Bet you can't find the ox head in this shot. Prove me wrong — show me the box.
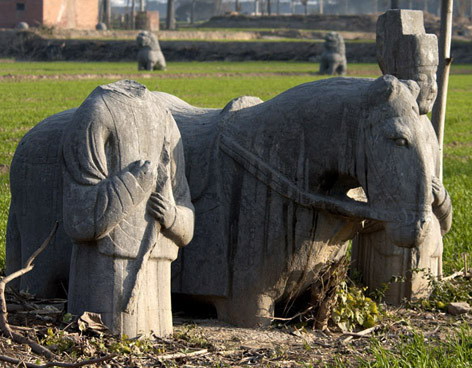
[358,75,437,248]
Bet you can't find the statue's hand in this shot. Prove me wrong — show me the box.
[129,160,154,192]
[147,192,176,229]
[432,176,447,208]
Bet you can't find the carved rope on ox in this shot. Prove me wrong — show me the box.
[219,134,425,225]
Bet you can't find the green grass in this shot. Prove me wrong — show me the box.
[357,325,472,368]
[0,60,471,366]
[0,61,470,274]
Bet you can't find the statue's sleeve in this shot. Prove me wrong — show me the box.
[62,101,151,242]
[433,189,452,236]
[163,116,195,247]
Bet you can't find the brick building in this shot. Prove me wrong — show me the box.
[0,0,99,29]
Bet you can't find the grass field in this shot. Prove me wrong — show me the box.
[0,61,471,273]
[0,60,471,366]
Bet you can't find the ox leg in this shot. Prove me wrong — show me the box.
[213,293,275,327]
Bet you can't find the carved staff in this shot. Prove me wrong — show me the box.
[124,150,170,315]
[432,0,454,180]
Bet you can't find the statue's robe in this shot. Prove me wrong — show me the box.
[62,81,193,337]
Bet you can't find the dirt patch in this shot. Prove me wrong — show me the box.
[3,300,470,367]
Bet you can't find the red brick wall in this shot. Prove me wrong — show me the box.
[0,0,43,28]
[43,0,99,30]
[74,0,98,30]
[0,0,98,29]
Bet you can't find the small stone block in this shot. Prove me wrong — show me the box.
[447,302,471,315]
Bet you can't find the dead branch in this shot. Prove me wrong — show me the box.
[271,306,314,321]
[0,353,116,368]
[341,325,379,343]
[443,269,464,281]
[0,222,59,359]
[156,349,209,361]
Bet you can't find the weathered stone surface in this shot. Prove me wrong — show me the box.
[352,9,452,305]
[95,22,107,31]
[319,32,347,75]
[137,31,166,71]
[16,22,29,30]
[9,80,194,337]
[7,74,442,327]
[447,302,471,315]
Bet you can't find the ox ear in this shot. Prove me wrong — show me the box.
[399,79,421,101]
[367,74,402,105]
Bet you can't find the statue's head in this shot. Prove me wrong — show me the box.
[136,31,158,49]
[324,32,344,53]
[358,75,437,248]
[376,10,439,115]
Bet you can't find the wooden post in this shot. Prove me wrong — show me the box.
[432,0,454,179]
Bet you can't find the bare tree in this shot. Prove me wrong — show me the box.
[140,0,146,12]
[166,0,175,29]
[104,0,111,27]
[267,0,272,15]
[457,0,470,18]
[300,0,308,15]
[130,0,136,29]
[319,0,324,14]
[191,0,197,23]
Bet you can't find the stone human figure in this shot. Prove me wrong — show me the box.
[352,10,452,304]
[62,80,194,337]
[137,31,167,71]
[319,32,347,76]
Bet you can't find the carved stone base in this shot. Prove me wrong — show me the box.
[68,244,173,337]
[352,217,442,305]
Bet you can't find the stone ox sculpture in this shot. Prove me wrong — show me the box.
[7,75,446,328]
[137,31,166,71]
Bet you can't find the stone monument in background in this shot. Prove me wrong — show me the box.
[137,31,167,71]
[351,10,452,304]
[319,32,347,75]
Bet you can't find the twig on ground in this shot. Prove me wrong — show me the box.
[341,325,379,343]
[0,222,59,359]
[443,269,464,281]
[271,307,314,322]
[0,353,116,368]
[156,349,209,361]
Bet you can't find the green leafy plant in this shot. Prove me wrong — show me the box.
[331,282,381,332]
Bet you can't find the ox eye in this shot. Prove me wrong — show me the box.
[395,138,408,147]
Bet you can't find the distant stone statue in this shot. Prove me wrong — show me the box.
[16,22,29,30]
[352,9,452,304]
[319,32,347,75]
[137,31,166,71]
[96,22,107,31]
